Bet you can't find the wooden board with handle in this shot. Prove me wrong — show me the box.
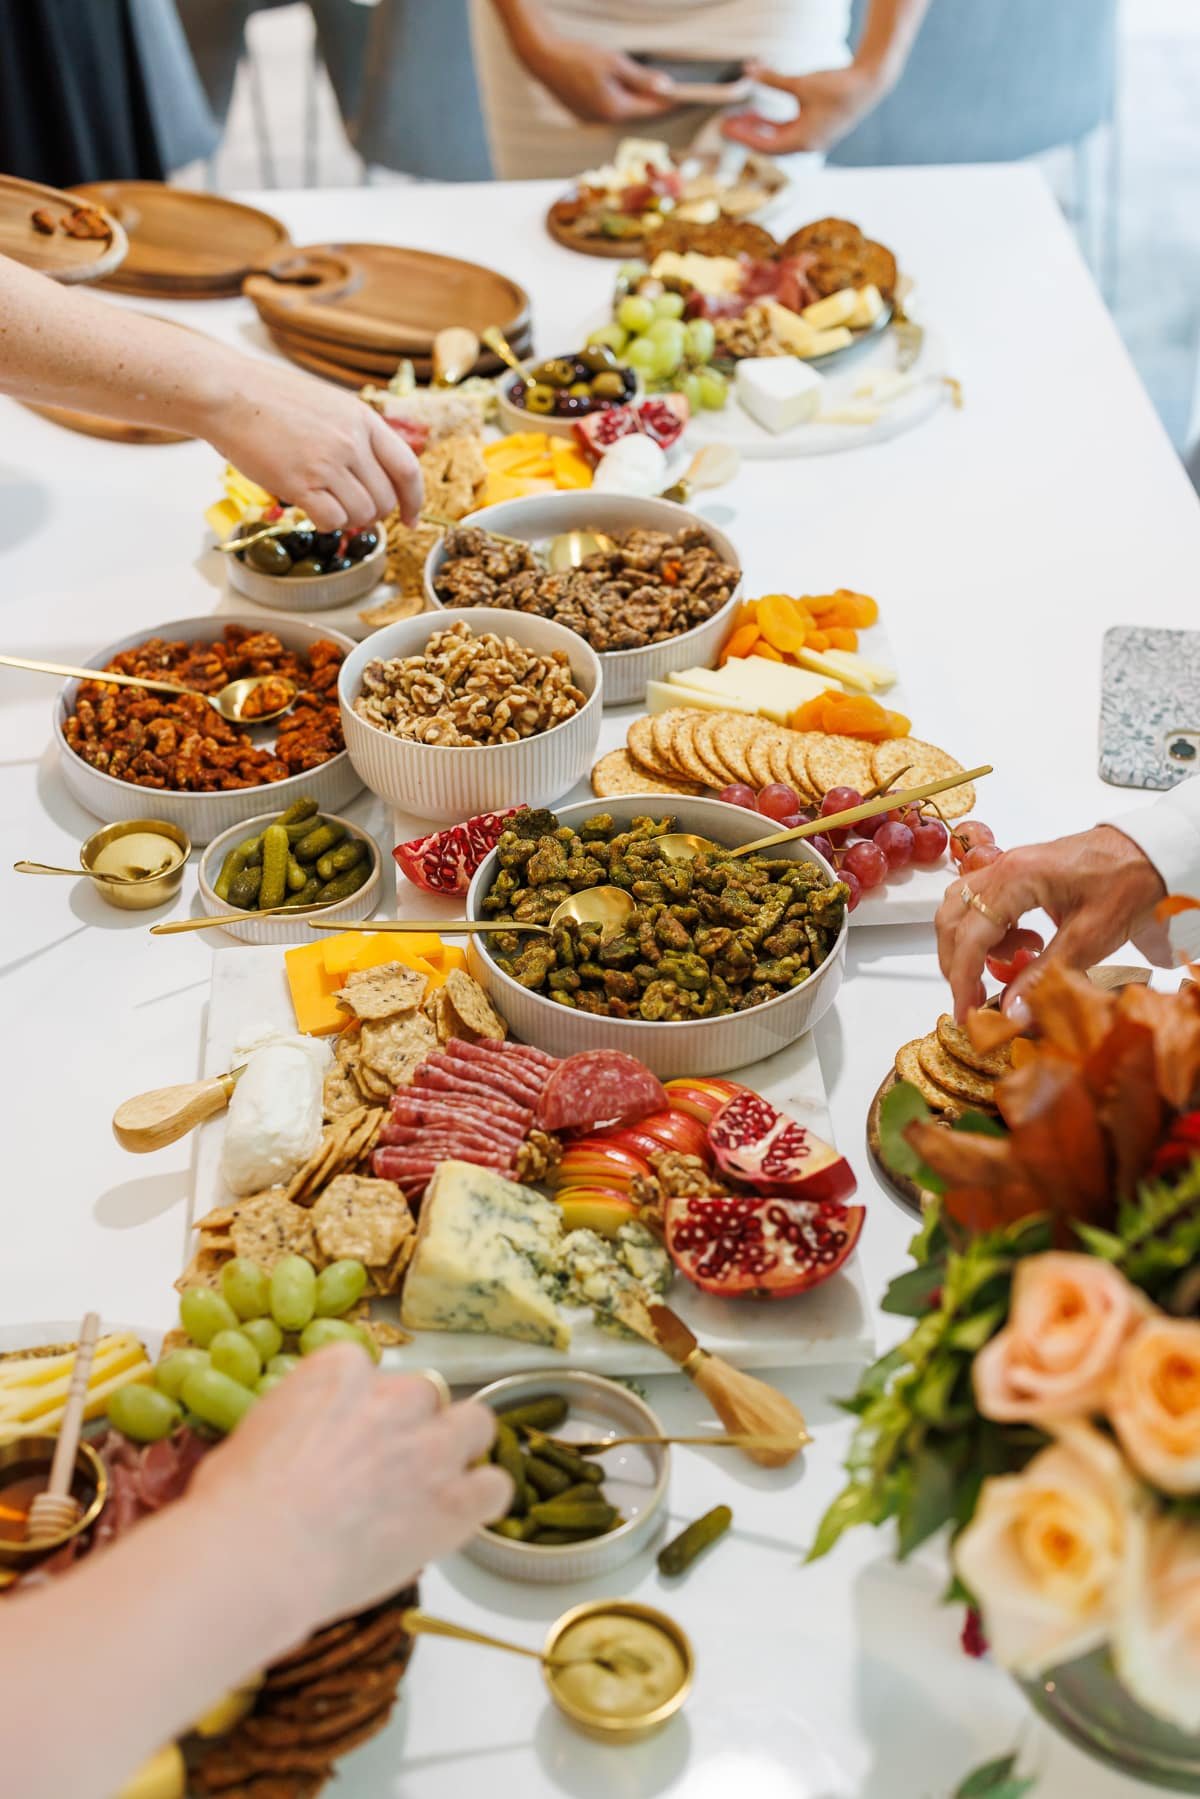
[71,181,290,296]
[0,175,127,284]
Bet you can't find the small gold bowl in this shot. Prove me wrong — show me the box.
[542,1600,694,1743]
[80,818,190,911]
[0,1435,108,1568]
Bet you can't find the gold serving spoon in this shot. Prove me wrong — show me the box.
[0,654,297,728]
[660,442,740,504]
[650,764,916,863]
[481,323,535,390]
[528,1427,810,1455]
[307,886,638,936]
[149,904,329,936]
[16,858,151,886]
[419,510,616,572]
[400,1608,648,1677]
[433,326,480,387]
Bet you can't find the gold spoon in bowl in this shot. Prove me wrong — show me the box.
[0,654,297,727]
[400,1608,648,1678]
[304,888,638,939]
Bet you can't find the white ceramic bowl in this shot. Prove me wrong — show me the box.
[54,615,362,846]
[466,794,848,1077]
[338,607,602,823]
[494,368,642,440]
[424,493,742,706]
[465,1371,669,1585]
[225,532,385,614]
[198,808,381,944]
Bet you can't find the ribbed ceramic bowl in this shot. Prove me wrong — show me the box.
[466,794,847,1077]
[424,493,742,706]
[198,809,382,944]
[54,615,361,845]
[494,367,642,440]
[465,1371,669,1584]
[338,607,602,823]
[225,533,385,613]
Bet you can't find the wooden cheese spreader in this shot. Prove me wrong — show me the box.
[113,1069,243,1153]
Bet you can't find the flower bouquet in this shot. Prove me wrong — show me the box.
[815,965,1200,1787]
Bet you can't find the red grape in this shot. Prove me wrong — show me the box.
[841,867,862,911]
[809,832,834,864]
[961,843,1002,873]
[820,786,862,845]
[718,783,758,811]
[910,814,949,864]
[950,821,996,866]
[985,927,1044,985]
[843,839,887,888]
[757,782,800,822]
[874,820,915,870]
[856,807,897,839]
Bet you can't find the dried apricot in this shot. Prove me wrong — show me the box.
[753,641,784,662]
[755,594,809,656]
[718,622,761,665]
[825,627,859,651]
[884,710,912,738]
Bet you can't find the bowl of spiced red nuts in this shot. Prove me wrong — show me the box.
[338,609,602,821]
[424,493,743,706]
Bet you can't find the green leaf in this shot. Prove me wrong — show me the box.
[806,1481,886,1562]
[911,1351,973,1428]
[946,1303,1007,1353]
[878,1080,945,1194]
[838,1344,908,1413]
[908,1197,946,1265]
[896,1440,960,1558]
[881,1261,945,1317]
[1074,1222,1125,1261]
[955,1755,1017,1797]
[951,1109,1007,1138]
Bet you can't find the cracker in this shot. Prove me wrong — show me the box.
[670,712,720,786]
[688,713,737,785]
[627,714,666,776]
[229,1188,318,1264]
[196,1206,235,1233]
[357,587,427,630]
[336,962,426,1021]
[745,729,781,790]
[592,747,702,799]
[872,738,975,820]
[175,1245,227,1292]
[766,732,798,786]
[895,1038,961,1116]
[649,709,695,778]
[782,731,823,800]
[936,1013,1013,1078]
[443,968,506,1041]
[359,1010,436,1091]
[805,734,874,798]
[366,1317,412,1348]
[712,714,763,787]
[323,1060,365,1120]
[311,1174,414,1267]
[265,1609,409,1688]
[917,1034,998,1105]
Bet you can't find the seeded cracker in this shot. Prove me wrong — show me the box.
[592,747,702,799]
[671,712,722,786]
[712,714,762,786]
[936,1013,1013,1078]
[650,709,696,778]
[311,1175,413,1267]
[872,737,975,818]
[336,962,426,1021]
[359,1010,436,1091]
[229,1188,318,1265]
[805,734,874,798]
[323,1059,364,1120]
[627,714,663,775]
[895,1038,961,1116]
[694,713,742,785]
[917,1034,998,1106]
[442,968,507,1041]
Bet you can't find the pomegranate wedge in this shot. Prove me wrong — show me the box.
[708,1091,857,1207]
[665,1192,864,1299]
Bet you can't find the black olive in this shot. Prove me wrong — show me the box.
[245,537,292,576]
[324,555,353,573]
[313,531,341,559]
[282,529,316,560]
[345,529,379,562]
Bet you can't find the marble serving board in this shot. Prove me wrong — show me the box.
[196,947,875,1383]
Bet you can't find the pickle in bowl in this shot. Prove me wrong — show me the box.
[209,797,373,915]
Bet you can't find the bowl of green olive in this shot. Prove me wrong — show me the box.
[198,797,382,943]
[226,519,385,613]
[495,344,641,439]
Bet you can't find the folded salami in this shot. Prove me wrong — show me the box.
[535,1050,667,1136]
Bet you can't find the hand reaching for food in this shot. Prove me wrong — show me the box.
[722,61,886,154]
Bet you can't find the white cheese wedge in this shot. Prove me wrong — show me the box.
[651,250,743,296]
[400,1161,568,1349]
[847,284,884,329]
[646,678,757,716]
[673,198,721,225]
[853,369,913,404]
[671,656,842,724]
[801,287,859,330]
[736,357,825,434]
[821,648,897,691]
[802,326,854,359]
[794,646,877,692]
[818,403,882,426]
[758,299,819,354]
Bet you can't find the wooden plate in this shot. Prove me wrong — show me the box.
[545,150,791,259]
[21,403,188,444]
[267,318,528,379]
[866,1069,937,1217]
[245,243,530,356]
[0,175,128,284]
[72,181,290,296]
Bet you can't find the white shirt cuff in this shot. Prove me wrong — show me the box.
[1103,800,1200,900]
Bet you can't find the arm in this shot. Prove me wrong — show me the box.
[722,0,933,153]
[487,0,677,123]
[2,1348,509,1799]
[0,252,421,531]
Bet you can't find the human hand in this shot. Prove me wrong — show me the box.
[200,358,423,533]
[526,34,677,123]
[189,1346,510,1631]
[935,825,1165,1026]
[722,60,884,153]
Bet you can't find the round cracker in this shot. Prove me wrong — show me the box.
[917,1034,997,1105]
[627,714,667,777]
[670,712,721,786]
[783,732,823,801]
[745,729,782,790]
[592,748,702,799]
[712,714,763,788]
[935,1013,1012,1078]
[895,1038,961,1117]
[872,738,976,820]
[695,713,746,785]
[650,709,697,778]
[805,734,874,799]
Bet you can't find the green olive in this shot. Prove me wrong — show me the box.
[524,384,557,415]
[567,381,591,398]
[578,345,619,375]
[589,371,627,399]
[289,556,324,577]
[531,358,578,389]
[245,537,292,577]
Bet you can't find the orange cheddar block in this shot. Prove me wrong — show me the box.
[439,945,468,975]
[323,931,443,975]
[549,439,593,489]
[284,940,347,1037]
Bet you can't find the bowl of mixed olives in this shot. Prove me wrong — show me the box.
[496,343,640,439]
[225,516,385,613]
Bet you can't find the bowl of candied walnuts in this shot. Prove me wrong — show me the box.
[54,616,362,844]
[424,492,743,706]
[338,608,603,822]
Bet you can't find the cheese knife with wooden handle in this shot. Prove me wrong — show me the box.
[112,1068,243,1153]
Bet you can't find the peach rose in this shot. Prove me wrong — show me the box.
[953,1424,1134,1676]
[1109,1317,1200,1495]
[973,1253,1150,1424]
[1114,1512,1200,1733]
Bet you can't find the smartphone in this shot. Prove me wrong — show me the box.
[631,54,752,106]
[1099,625,1200,789]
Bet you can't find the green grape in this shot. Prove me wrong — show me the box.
[617,258,649,284]
[616,295,655,335]
[240,1317,283,1364]
[269,1255,317,1332]
[179,1286,239,1348]
[624,336,659,374]
[653,291,686,320]
[181,1365,256,1434]
[266,1353,301,1378]
[679,372,705,414]
[255,1372,286,1398]
[209,1329,263,1389]
[648,320,686,376]
[652,340,684,379]
[684,318,716,363]
[108,1381,181,1444]
[697,370,729,410]
[220,1258,270,1321]
[314,1260,368,1318]
[155,1347,210,1400]
[299,1317,371,1358]
[586,323,628,355]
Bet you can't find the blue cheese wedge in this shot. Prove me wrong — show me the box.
[559,1224,672,1336]
[400,1161,568,1349]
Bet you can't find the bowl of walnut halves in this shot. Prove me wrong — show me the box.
[338,607,603,821]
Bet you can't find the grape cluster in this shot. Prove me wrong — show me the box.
[587,262,729,412]
[106,1255,375,1444]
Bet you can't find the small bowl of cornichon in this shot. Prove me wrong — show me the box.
[197,797,382,944]
[467,1371,671,1584]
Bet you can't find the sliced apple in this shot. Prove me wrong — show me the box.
[556,1190,639,1237]
[554,1140,650,1193]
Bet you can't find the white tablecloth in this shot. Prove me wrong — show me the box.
[2,168,1197,1797]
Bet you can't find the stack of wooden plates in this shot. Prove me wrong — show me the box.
[70,181,290,299]
[243,243,532,388]
[0,174,127,284]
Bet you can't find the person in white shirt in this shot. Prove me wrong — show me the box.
[934,785,1200,1025]
[472,0,932,179]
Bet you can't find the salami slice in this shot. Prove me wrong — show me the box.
[412,1065,532,1123]
[386,1098,523,1143]
[429,1049,541,1104]
[373,1146,509,1182]
[378,1123,518,1157]
[442,1040,551,1096]
[535,1051,668,1136]
[382,1115,520,1148]
[500,1044,559,1068]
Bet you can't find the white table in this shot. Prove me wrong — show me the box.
[2,168,1197,1798]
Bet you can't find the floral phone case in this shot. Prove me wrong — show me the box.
[1099,625,1200,789]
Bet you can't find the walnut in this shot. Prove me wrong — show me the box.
[353,625,586,746]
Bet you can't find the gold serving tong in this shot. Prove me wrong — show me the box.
[528,1427,808,1456]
